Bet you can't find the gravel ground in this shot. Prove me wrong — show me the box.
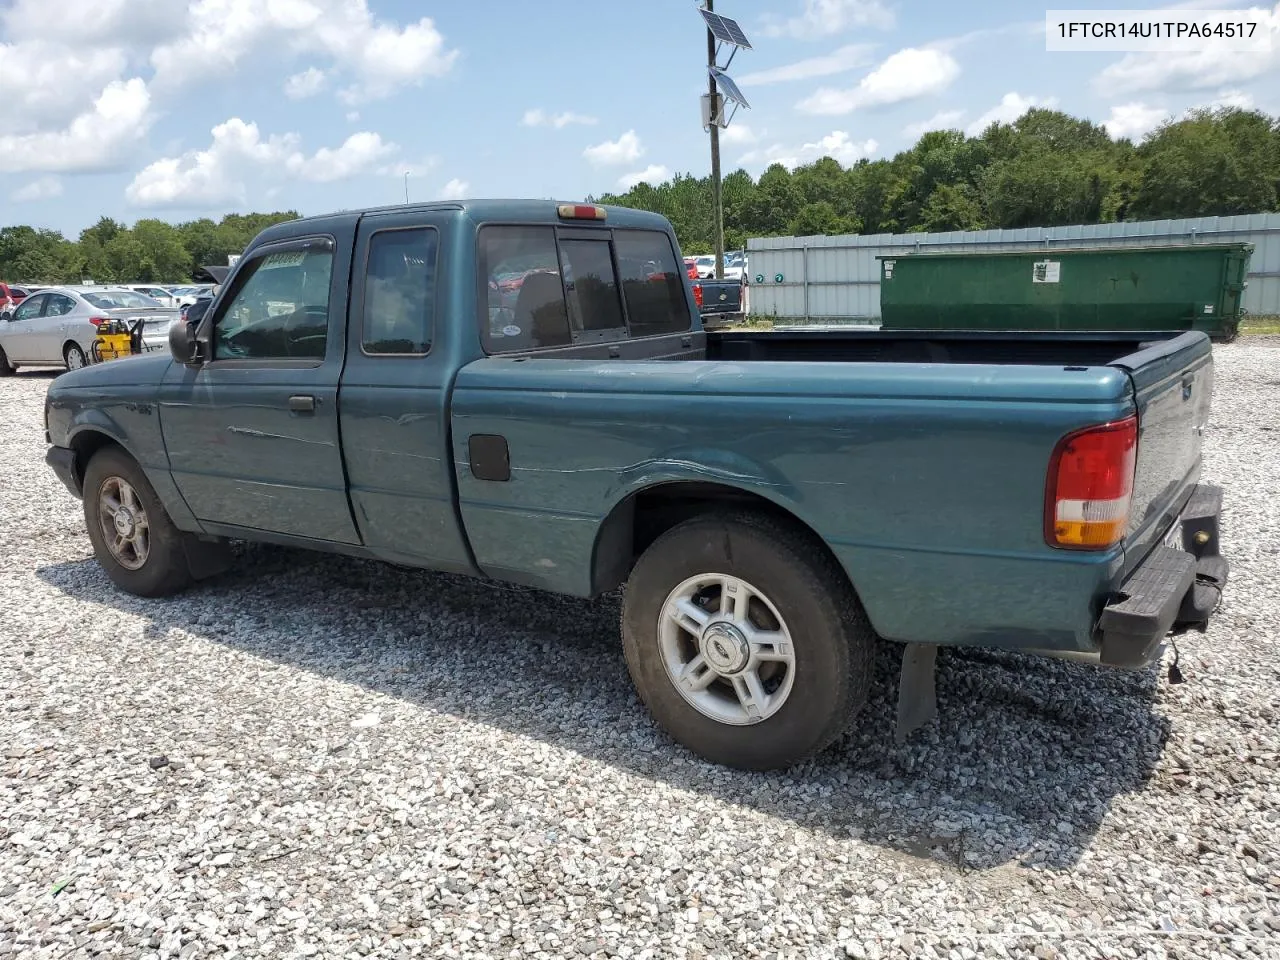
[1,345,1277,960]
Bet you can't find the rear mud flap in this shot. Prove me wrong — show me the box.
[895,642,938,744]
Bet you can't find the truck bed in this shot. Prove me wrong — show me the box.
[704,328,1183,367]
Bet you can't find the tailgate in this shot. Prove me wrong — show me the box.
[696,280,743,314]
[1113,332,1214,577]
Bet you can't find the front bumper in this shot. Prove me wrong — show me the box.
[1098,484,1228,667]
[45,445,83,499]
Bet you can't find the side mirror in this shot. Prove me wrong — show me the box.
[169,318,204,365]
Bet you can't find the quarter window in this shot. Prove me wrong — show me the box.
[362,228,438,355]
[213,245,334,360]
[479,226,569,353]
[613,231,693,337]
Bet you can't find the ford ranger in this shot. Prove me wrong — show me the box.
[42,200,1228,771]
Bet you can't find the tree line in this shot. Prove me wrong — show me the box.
[0,212,300,285]
[592,106,1280,254]
[3,106,1277,282]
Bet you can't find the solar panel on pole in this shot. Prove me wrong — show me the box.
[699,8,752,49]
[710,67,750,109]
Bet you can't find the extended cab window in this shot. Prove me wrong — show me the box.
[613,230,693,336]
[363,228,437,355]
[479,226,569,352]
[213,246,333,360]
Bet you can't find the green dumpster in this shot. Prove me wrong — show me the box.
[877,243,1252,340]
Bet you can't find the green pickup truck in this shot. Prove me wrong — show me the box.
[42,200,1228,771]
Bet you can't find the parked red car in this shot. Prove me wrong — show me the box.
[0,283,34,317]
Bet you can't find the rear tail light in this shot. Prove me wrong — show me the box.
[693,283,703,307]
[1045,415,1138,549]
[88,315,108,327]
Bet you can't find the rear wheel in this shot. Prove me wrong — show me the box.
[64,342,87,371]
[83,447,194,598]
[621,511,875,771]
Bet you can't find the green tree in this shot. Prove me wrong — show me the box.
[787,201,859,236]
[1130,107,1280,219]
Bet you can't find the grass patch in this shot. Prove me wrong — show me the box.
[1240,314,1280,336]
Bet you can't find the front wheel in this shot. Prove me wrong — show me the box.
[83,447,194,598]
[0,344,13,376]
[621,511,875,771]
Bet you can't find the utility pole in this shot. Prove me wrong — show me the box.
[706,0,725,280]
[404,172,410,204]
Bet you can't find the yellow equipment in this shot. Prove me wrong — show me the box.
[91,319,143,364]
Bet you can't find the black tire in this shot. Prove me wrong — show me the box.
[64,342,87,371]
[621,510,875,771]
[83,447,194,598]
[0,344,13,377]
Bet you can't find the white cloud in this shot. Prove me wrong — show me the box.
[438,178,469,200]
[761,0,894,40]
[798,48,960,114]
[521,108,598,128]
[965,92,1058,136]
[1102,103,1170,141]
[735,44,875,86]
[617,165,670,190]
[583,130,644,166]
[125,118,397,207]
[380,156,437,178]
[10,176,63,202]
[800,131,878,165]
[346,111,361,122]
[1,0,185,47]
[903,109,966,139]
[0,78,151,174]
[720,124,760,146]
[1093,4,1280,94]
[285,67,327,99]
[149,0,459,103]
[1207,89,1255,110]
[739,131,878,170]
[304,131,396,182]
[0,43,129,131]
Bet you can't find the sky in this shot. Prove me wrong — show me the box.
[2,0,1279,237]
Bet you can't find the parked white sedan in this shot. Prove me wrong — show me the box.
[0,286,179,374]
[118,284,183,308]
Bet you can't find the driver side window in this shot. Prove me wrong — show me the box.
[213,246,334,361]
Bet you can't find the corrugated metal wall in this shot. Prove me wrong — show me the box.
[743,213,1280,321]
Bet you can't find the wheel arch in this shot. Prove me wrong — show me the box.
[590,478,866,612]
[66,427,129,493]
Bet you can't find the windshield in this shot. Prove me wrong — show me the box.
[83,290,164,309]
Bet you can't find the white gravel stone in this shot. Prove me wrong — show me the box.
[1,342,1278,960]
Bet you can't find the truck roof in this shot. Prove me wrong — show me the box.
[250,199,675,248]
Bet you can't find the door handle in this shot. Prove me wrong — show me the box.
[1181,375,1194,400]
[289,395,316,413]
